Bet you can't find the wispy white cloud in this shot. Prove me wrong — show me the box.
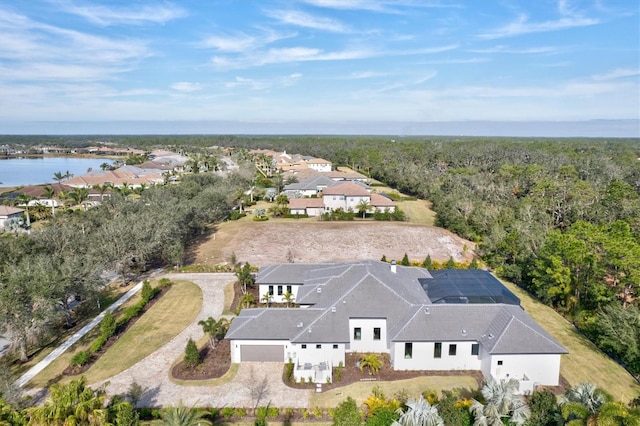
[171,82,202,92]
[266,9,351,33]
[346,71,388,79]
[591,68,640,81]
[211,44,458,70]
[200,29,296,52]
[478,1,599,40]
[50,0,186,26]
[281,73,303,86]
[478,13,598,39]
[298,0,461,13]
[470,45,559,54]
[0,9,149,82]
[224,77,270,91]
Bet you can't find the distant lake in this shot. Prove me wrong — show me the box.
[0,157,112,187]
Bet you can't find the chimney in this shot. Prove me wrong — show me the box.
[390,260,397,274]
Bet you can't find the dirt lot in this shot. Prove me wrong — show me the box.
[191,219,475,268]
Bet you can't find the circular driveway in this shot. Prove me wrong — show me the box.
[95,273,310,408]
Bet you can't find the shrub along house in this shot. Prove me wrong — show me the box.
[225,260,567,392]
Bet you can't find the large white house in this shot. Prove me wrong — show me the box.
[226,260,568,392]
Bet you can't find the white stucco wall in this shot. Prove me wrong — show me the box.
[293,342,345,367]
[259,284,301,304]
[391,341,482,371]
[323,194,345,211]
[345,195,370,211]
[229,339,291,363]
[487,354,562,386]
[347,318,388,353]
[308,162,332,172]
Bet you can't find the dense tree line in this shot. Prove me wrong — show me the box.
[0,171,249,363]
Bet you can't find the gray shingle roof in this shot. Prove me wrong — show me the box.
[226,260,567,356]
[283,175,336,192]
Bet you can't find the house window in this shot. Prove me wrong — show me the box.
[268,286,274,296]
[333,344,338,349]
[373,327,381,340]
[287,285,292,294]
[316,344,322,349]
[497,360,503,366]
[277,285,283,295]
[404,343,413,359]
[301,344,307,349]
[449,344,457,356]
[471,344,479,356]
[354,327,362,340]
[434,342,442,358]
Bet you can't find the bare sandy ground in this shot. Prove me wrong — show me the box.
[193,221,475,267]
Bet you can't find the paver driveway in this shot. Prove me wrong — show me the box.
[95,273,310,408]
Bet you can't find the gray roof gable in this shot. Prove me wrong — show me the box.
[225,308,323,340]
[284,175,336,191]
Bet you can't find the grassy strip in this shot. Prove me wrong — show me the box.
[222,281,235,316]
[80,280,202,383]
[309,376,478,409]
[500,279,640,401]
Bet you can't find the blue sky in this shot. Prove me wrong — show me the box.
[0,0,638,135]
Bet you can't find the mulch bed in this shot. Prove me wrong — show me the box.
[62,284,172,377]
[171,339,231,380]
[284,352,484,391]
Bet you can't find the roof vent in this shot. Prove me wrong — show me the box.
[331,306,336,313]
[317,287,322,293]
[308,327,312,333]
[488,333,494,339]
[297,322,303,328]
[461,329,467,336]
[424,308,430,315]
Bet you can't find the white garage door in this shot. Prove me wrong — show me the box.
[240,345,285,362]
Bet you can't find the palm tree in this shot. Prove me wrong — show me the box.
[15,193,32,228]
[559,383,610,425]
[393,395,444,426]
[198,317,230,349]
[357,198,371,218]
[42,186,56,216]
[261,292,272,307]
[52,171,65,184]
[64,170,73,181]
[470,378,530,426]
[27,377,109,425]
[160,401,208,426]
[359,353,383,375]
[283,291,294,307]
[70,187,89,206]
[235,262,254,294]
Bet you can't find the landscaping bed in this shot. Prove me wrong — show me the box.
[171,339,231,380]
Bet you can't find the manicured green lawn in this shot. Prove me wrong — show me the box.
[29,279,202,387]
[500,279,640,401]
[81,280,202,383]
[309,376,478,409]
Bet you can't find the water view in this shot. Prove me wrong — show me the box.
[0,157,111,187]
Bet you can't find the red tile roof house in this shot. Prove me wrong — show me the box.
[0,206,25,230]
[226,260,567,393]
[288,198,325,216]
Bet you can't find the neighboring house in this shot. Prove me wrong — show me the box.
[14,184,71,208]
[322,181,395,213]
[306,158,332,172]
[283,175,336,198]
[64,166,165,188]
[288,198,325,216]
[322,181,370,212]
[226,260,567,392]
[0,205,24,229]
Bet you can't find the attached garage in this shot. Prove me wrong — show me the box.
[240,344,285,362]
